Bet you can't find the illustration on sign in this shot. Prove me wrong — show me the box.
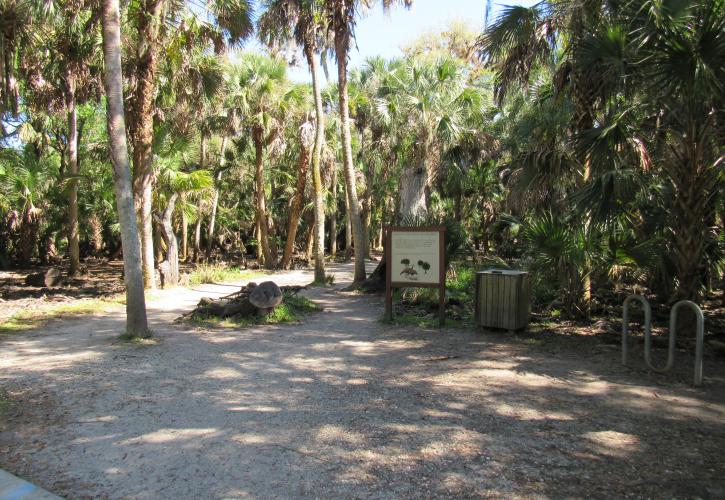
[390,231,441,284]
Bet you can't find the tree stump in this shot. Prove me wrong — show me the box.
[181,281,295,322]
[249,281,283,316]
[25,267,64,287]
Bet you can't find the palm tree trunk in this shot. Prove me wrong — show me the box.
[308,48,326,283]
[399,143,428,219]
[255,218,264,266]
[181,196,188,261]
[361,133,372,259]
[100,0,149,337]
[668,118,712,301]
[335,38,366,282]
[66,73,80,276]
[88,214,103,254]
[254,131,275,268]
[377,217,383,251]
[330,166,338,257]
[130,0,162,289]
[280,130,309,269]
[305,223,314,261]
[344,182,352,260]
[200,133,208,169]
[193,218,202,262]
[206,136,227,260]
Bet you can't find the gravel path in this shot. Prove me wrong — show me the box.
[1,262,724,499]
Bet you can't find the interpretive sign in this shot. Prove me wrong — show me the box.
[384,226,446,326]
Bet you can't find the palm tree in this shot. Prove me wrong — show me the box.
[323,0,412,282]
[0,0,48,119]
[279,115,313,269]
[22,6,101,276]
[259,0,330,281]
[0,148,54,265]
[574,0,724,300]
[99,0,149,337]
[232,54,298,268]
[155,160,214,285]
[127,0,254,288]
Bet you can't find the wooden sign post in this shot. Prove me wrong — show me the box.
[384,226,446,327]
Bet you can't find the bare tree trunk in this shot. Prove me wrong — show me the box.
[180,193,188,261]
[305,223,314,261]
[66,73,80,276]
[136,182,155,287]
[344,182,352,260]
[330,165,337,257]
[377,217,383,250]
[399,145,428,219]
[193,217,202,262]
[362,199,371,258]
[200,133,207,170]
[206,136,227,260]
[254,131,275,268]
[280,128,309,269]
[335,38,365,282]
[255,218,264,266]
[100,0,149,337]
[153,221,164,263]
[129,0,163,290]
[360,132,372,259]
[308,48,326,283]
[157,193,179,286]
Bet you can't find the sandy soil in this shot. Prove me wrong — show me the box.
[1,262,724,499]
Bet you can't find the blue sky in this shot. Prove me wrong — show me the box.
[248,0,538,82]
[345,0,536,68]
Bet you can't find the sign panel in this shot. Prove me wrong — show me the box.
[390,231,441,285]
[385,226,446,326]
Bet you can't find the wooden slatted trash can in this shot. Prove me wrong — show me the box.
[475,269,531,331]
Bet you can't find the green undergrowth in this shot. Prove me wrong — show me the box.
[189,292,322,330]
[188,263,268,285]
[0,297,125,335]
[383,262,486,328]
[0,388,12,419]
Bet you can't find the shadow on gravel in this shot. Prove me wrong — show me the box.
[1,288,724,499]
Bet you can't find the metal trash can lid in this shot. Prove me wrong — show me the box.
[477,269,528,275]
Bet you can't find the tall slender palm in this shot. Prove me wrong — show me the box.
[0,0,46,119]
[323,0,412,282]
[232,54,297,268]
[259,0,330,281]
[127,0,254,288]
[100,0,149,338]
[22,5,101,276]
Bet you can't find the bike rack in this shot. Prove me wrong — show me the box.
[621,295,705,386]
[669,300,705,386]
[621,295,651,366]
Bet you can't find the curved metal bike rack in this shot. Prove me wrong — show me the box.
[621,294,651,366]
[621,296,705,386]
[669,300,705,386]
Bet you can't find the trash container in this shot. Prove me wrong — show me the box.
[475,269,530,331]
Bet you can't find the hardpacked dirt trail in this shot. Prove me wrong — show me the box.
[1,262,724,499]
